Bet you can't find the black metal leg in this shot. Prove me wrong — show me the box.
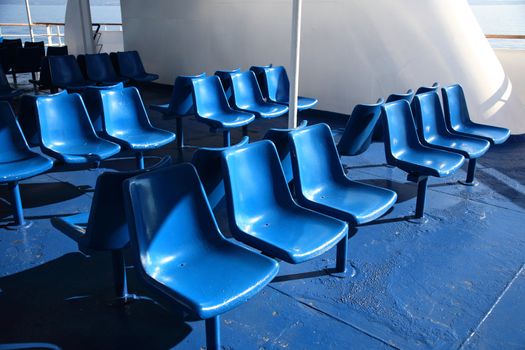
[459,158,478,186]
[415,176,429,219]
[176,118,184,149]
[205,316,220,350]
[111,250,128,300]
[223,130,231,147]
[12,72,17,87]
[335,233,348,273]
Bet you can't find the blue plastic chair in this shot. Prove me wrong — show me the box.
[123,163,279,350]
[415,82,439,95]
[0,101,53,228]
[78,53,128,85]
[48,55,94,92]
[214,68,239,103]
[35,91,121,164]
[51,156,171,302]
[81,83,124,133]
[250,64,273,100]
[18,95,40,146]
[253,65,318,110]
[337,100,384,157]
[99,86,176,169]
[12,47,44,86]
[289,123,397,226]
[442,84,510,145]
[263,120,308,184]
[373,90,414,141]
[221,140,349,270]
[112,51,159,83]
[150,73,206,149]
[412,91,490,185]
[191,76,255,146]
[0,64,23,101]
[382,100,465,219]
[46,45,68,56]
[191,136,249,209]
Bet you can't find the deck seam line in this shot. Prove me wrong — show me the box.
[268,285,400,350]
[457,262,525,349]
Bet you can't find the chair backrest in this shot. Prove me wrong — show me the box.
[412,91,450,141]
[229,71,266,108]
[191,76,233,117]
[214,68,240,102]
[116,51,146,78]
[85,156,171,250]
[0,101,34,163]
[0,46,16,71]
[124,163,222,277]
[191,136,249,209]
[415,82,439,95]
[81,83,124,132]
[166,73,206,115]
[35,91,99,149]
[250,64,273,99]
[381,100,422,162]
[82,53,119,82]
[337,100,384,156]
[37,56,52,88]
[289,123,346,192]
[221,140,295,226]
[99,86,152,135]
[263,120,308,184]
[264,66,290,103]
[14,47,43,72]
[19,95,40,146]
[1,39,22,48]
[49,55,86,86]
[441,84,471,130]
[47,45,68,56]
[24,41,44,49]
[386,89,414,103]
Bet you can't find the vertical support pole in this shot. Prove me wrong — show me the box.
[8,181,26,226]
[288,0,303,128]
[465,158,477,185]
[335,233,348,273]
[135,151,144,170]
[111,250,128,300]
[415,176,429,219]
[176,117,184,149]
[24,0,35,42]
[223,130,231,147]
[205,316,220,350]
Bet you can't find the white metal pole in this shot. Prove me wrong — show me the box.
[288,0,303,128]
[24,0,35,42]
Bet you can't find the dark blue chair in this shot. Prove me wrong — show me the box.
[35,91,121,164]
[373,90,414,141]
[221,140,349,270]
[48,55,94,92]
[81,83,124,133]
[99,86,176,169]
[382,100,465,219]
[112,51,159,83]
[29,56,52,91]
[415,82,439,95]
[289,123,397,226]
[51,156,171,303]
[12,47,44,86]
[0,101,53,228]
[46,45,68,56]
[123,163,279,350]
[191,76,255,146]
[263,120,308,184]
[191,136,249,209]
[214,68,239,103]
[0,64,23,101]
[412,91,490,185]
[78,53,128,85]
[251,65,318,110]
[442,84,510,145]
[337,100,384,157]
[150,73,206,149]
[228,70,289,136]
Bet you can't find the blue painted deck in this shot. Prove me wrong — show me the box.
[1,83,524,349]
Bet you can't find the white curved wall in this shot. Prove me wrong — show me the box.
[121,0,525,134]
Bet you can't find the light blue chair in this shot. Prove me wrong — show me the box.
[250,64,273,100]
[412,91,490,185]
[35,91,121,165]
[51,156,171,302]
[81,82,124,133]
[99,86,176,169]
[214,68,239,103]
[150,73,206,149]
[0,101,53,228]
[442,84,510,145]
[373,90,414,142]
[48,55,94,92]
[123,163,279,350]
[382,100,465,219]
[221,140,349,270]
[415,82,440,95]
[112,51,159,83]
[191,76,255,146]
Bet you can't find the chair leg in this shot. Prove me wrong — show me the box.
[242,125,248,137]
[12,72,17,87]
[135,151,144,169]
[205,316,221,350]
[335,233,348,273]
[414,176,429,219]
[176,118,184,149]
[8,181,30,228]
[459,158,478,186]
[111,250,129,300]
[223,130,231,147]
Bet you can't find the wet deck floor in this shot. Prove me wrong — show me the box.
[1,83,524,349]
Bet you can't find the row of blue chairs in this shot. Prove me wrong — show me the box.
[150,65,318,147]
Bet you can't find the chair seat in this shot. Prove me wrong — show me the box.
[147,238,278,319]
[0,154,53,182]
[129,73,159,83]
[454,123,511,145]
[426,134,490,159]
[233,206,347,264]
[200,111,255,129]
[277,96,318,111]
[237,102,288,119]
[300,180,397,225]
[107,128,176,150]
[45,139,120,164]
[395,147,465,178]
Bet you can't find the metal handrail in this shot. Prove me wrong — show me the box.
[485,34,525,40]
